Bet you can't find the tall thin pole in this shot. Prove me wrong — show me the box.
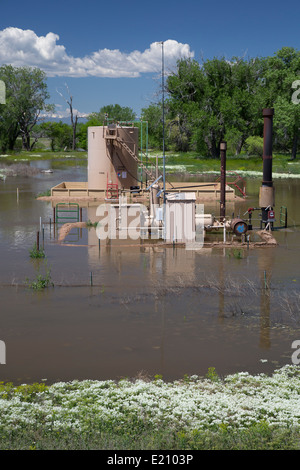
[220,141,227,219]
[161,41,166,204]
[140,119,143,187]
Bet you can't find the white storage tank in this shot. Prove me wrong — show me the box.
[88,125,139,191]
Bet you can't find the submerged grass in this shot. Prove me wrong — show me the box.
[1,365,300,449]
[148,151,300,176]
[25,259,54,290]
[29,242,45,259]
[1,150,299,176]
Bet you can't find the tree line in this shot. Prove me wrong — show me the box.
[0,46,300,158]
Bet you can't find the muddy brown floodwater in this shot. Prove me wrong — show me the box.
[0,165,299,385]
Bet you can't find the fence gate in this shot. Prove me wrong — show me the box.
[55,203,80,223]
[280,206,288,228]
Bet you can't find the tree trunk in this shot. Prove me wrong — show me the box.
[72,115,78,151]
[235,136,246,156]
[8,124,19,150]
[291,130,298,160]
[205,132,219,158]
[21,134,31,151]
[67,94,78,151]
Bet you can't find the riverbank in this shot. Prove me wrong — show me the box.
[0,364,300,450]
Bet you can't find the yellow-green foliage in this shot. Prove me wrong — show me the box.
[0,381,49,401]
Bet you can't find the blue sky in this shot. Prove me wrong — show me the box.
[0,0,300,120]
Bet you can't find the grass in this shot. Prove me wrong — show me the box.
[86,219,98,228]
[1,365,300,449]
[147,150,300,176]
[227,248,244,259]
[1,149,299,176]
[29,242,46,259]
[25,271,53,290]
[0,420,299,450]
[0,150,87,170]
[25,258,54,290]
[36,189,51,198]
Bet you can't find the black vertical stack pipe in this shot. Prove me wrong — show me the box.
[262,108,274,188]
[220,141,227,219]
[261,108,274,226]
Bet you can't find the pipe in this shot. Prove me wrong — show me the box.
[220,141,227,219]
[260,108,275,227]
[262,108,274,187]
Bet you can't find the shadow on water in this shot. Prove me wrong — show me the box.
[0,168,299,384]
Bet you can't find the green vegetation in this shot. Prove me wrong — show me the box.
[0,65,53,152]
[86,219,98,228]
[1,47,300,158]
[37,121,73,151]
[205,367,220,382]
[25,270,53,290]
[147,150,300,176]
[1,365,300,449]
[162,47,300,159]
[29,242,45,259]
[1,148,300,178]
[25,259,53,290]
[227,248,244,259]
[35,189,51,198]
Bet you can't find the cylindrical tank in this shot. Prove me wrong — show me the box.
[88,126,139,190]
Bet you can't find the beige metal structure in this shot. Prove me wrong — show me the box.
[88,125,139,192]
[165,192,196,243]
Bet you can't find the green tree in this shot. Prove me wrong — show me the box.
[166,58,204,152]
[0,65,53,151]
[90,104,136,124]
[261,47,300,159]
[76,116,102,150]
[0,104,19,151]
[37,121,73,151]
[141,103,165,149]
[166,56,264,157]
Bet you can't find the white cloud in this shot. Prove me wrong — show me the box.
[0,27,194,78]
[41,107,89,120]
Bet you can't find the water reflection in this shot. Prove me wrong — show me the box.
[0,171,299,384]
[257,249,274,349]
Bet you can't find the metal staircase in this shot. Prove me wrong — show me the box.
[105,124,157,182]
[116,136,157,181]
[104,124,174,190]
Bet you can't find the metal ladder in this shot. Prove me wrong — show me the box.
[115,136,157,181]
[105,124,174,189]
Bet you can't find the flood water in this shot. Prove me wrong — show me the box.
[0,163,300,385]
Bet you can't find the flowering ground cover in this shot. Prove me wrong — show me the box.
[1,365,300,449]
